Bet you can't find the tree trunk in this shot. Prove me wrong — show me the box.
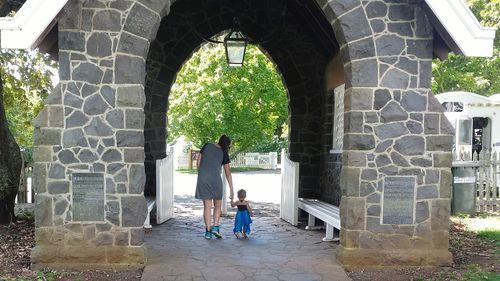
[0,74,22,224]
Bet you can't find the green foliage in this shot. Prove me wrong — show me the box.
[168,43,288,153]
[0,50,57,155]
[462,264,500,281]
[477,229,500,241]
[432,0,500,96]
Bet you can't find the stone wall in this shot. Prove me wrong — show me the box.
[316,0,454,266]
[30,0,454,268]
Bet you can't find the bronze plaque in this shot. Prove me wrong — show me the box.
[72,173,104,221]
[382,176,415,225]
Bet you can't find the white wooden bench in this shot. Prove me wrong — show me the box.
[298,198,340,242]
[144,196,156,229]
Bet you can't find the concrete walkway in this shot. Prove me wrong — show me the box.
[142,194,350,281]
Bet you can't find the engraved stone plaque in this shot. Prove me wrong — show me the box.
[72,173,104,221]
[382,176,415,225]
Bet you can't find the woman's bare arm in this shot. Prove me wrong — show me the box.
[196,153,203,169]
[247,201,254,216]
[223,163,234,200]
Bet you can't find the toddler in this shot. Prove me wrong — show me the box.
[231,189,253,238]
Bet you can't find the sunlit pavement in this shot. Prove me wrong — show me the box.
[142,171,350,281]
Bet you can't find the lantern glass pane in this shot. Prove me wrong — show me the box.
[226,41,246,66]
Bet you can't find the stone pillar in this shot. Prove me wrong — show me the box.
[30,0,164,269]
[317,0,454,266]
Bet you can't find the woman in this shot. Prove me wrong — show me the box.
[195,135,235,239]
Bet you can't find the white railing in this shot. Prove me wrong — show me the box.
[452,148,500,212]
[231,152,278,169]
[280,149,299,225]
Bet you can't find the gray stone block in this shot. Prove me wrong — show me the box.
[425,169,440,184]
[360,182,376,197]
[115,55,146,84]
[388,22,413,37]
[64,93,83,109]
[344,134,375,150]
[54,199,69,216]
[116,130,145,147]
[106,109,125,129]
[440,169,452,198]
[105,201,120,226]
[367,204,381,216]
[431,199,450,231]
[335,7,371,42]
[411,157,432,167]
[375,154,391,167]
[343,37,375,61]
[108,163,125,174]
[379,165,399,175]
[426,136,452,151]
[124,149,145,163]
[126,109,145,129]
[130,228,144,246]
[388,4,414,21]
[59,31,85,51]
[407,40,433,59]
[34,128,61,146]
[102,149,123,163]
[35,195,52,227]
[124,3,160,41]
[101,86,115,107]
[48,181,69,194]
[73,63,104,85]
[366,1,387,18]
[121,196,147,227]
[340,167,360,197]
[78,149,99,163]
[81,84,100,98]
[327,0,360,16]
[32,163,47,193]
[344,111,363,133]
[380,68,409,89]
[87,32,113,58]
[401,91,426,112]
[85,117,113,137]
[370,19,386,33]
[424,114,440,135]
[374,89,391,110]
[347,59,378,87]
[416,201,429,223]
[375,35,405,56]
[115,231,129,246]
[374,122,409,140]
[394,136,425,155]
[380,101,408,122]
[417,185,438,200]
[48,163,65,179]
[93,10,122,32]
[117,86,146,108]
[83,94,109,116]
[118,32,150,57]
[406,120,423,134]
[63,128,88,147]
[375,140,392,153]
[129,165,145,194]
[390,151,410,167]
[366,192,380,203]
[96,233,113,246]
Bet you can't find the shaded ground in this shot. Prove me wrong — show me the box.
[143,196,350,281]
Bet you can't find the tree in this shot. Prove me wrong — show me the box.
[168,43,288,153]
[432,0,500,96]
[0,49,56,224]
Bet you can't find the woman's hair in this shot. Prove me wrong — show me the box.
[237,189,246,198]
[218,135,231,152]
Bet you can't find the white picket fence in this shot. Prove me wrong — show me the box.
[452,149,500,212]
[231,152,278,169]
[280,149,299,225]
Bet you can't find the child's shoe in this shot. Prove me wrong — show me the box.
[204,230,212,239]
[234,232,242,239]
[211,225,222,239]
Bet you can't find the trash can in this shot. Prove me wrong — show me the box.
[451,163,477,215]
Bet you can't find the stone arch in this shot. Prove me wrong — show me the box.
[31,0,453,269]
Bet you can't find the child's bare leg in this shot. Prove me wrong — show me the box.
[203,200,212,231]
[213,199,222,226]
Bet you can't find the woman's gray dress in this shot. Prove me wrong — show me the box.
[195,143,230,200]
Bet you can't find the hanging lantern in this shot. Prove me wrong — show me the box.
[224,30,248,67]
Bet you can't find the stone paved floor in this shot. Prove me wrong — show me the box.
[142,195,350,281]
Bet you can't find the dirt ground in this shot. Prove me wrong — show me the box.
[347,217,500,281]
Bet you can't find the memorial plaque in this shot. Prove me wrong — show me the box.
[72,173,104,221]
[382,176,415,224]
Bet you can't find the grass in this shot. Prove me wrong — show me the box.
[477,229,500,241]
[177,167,265,174]
[15,210,34,221]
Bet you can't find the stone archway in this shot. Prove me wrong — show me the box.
[31,0,453,269]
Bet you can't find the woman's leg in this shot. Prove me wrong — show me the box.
[203,199,212,231]
[213,199,222,226]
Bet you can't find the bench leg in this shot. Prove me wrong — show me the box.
[305,214,318,230]
[144,210,152,229]
[322,224,339,242]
